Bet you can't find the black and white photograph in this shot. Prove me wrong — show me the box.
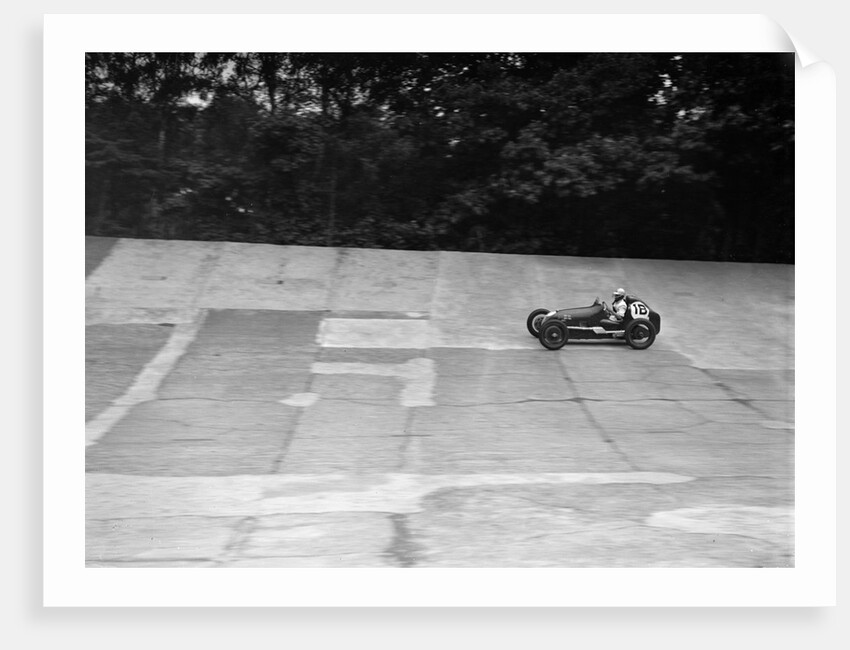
[82,49,797,572]
[35,11,837,625]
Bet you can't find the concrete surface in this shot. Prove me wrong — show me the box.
[85,236,794,567]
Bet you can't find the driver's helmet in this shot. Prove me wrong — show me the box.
[613,288,625,301]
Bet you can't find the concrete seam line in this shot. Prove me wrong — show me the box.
[85,310,209,446]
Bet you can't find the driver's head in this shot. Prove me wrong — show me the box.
[613,288,625,301]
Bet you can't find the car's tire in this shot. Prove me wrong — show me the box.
[539,320,569,350]
[526,308,550,337]
[625,319,657,350]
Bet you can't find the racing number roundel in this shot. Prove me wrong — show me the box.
[629,301,649,319]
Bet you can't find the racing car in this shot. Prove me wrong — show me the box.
[526,295,661,350]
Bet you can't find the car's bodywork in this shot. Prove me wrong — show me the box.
[526,296,661,350]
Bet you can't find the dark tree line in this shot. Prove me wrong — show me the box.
[85,52,794,263]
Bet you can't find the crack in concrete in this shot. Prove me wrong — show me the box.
[422,396,732,408]
[727,397,780,419]
[556,359,638,470]
[114,419,288,435]
[694,370,788,420]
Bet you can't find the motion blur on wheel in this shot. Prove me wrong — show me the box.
[527,293,661,351]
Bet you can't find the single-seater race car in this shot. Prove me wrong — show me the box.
[526,295,661,350]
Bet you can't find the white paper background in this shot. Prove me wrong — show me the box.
[10,0,843,647]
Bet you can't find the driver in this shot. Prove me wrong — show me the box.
[606,288,628,322]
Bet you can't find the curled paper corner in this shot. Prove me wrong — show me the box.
[786,33,825,69]
[762,15,824,68]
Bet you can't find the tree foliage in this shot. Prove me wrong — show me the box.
[85,52,794,263]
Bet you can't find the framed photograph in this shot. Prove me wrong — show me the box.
[45,13,835,607]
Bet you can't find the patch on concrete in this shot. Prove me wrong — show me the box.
[232,512,394,564]
[325,310,429,320]
[312,358,435,407]
[280,392,320,407]
[318,318,432,349]
[86,471,697,520]
[645,504,794,541]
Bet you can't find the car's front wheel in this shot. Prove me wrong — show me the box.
[539,320,568,350]
[625,319,657,350]
[526,308,550,337]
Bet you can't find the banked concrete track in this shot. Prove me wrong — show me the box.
[85,237,794,567]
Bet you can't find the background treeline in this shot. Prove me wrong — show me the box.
[85,52,794,263]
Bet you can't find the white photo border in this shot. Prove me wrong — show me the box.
[45,13,835,607]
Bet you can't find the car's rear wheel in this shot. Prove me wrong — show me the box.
[539,320,568,350]
[526,308,550,337]
[625,320,656,350]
